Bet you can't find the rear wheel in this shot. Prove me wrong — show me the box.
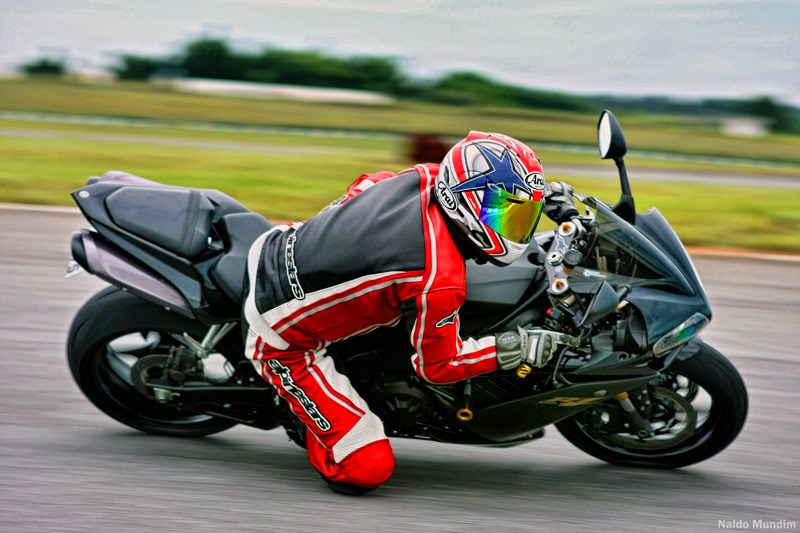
[67,287,240,437]
[555,343,747,468]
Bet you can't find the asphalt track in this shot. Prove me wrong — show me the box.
[1,208,798,533]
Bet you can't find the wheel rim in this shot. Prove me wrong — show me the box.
[603,386,697,450]
[89,330,229,426]
[573,369,718,458]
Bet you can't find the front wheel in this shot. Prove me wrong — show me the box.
[555,343,747,468]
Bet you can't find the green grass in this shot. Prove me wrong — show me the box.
[2,131,799,252]
[3,78,800,164]
[3,118,799,177]
[535,149,800,176]
[0,118,397,152]
[0,135,406,220]
[544,174,800,252]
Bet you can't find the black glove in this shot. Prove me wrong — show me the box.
[544,181,579,223]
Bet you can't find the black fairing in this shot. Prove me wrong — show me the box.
[580,200,695,295]
[625,287,710,345]
[635,207,706,297]
[106,187,215,258]
[630,206,712,343]
[72,171,252,324]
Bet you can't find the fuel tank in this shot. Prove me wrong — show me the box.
[464,237,548,306]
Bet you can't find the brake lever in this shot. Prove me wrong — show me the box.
[516,333,581,379]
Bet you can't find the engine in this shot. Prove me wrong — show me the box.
[373,381,435,438]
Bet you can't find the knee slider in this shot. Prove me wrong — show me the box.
[338,439,395,488]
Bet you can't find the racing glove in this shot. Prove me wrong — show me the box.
[543,181,579,223]
[495,327,559,371]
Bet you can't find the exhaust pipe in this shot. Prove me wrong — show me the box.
[71,229,194,318]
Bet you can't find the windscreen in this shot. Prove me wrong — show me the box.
[570,199,694,295]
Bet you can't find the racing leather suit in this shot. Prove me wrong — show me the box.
[243,164,498,488]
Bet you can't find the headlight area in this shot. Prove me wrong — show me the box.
[652,313,709,356]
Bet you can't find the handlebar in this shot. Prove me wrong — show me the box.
[544,181,580,224]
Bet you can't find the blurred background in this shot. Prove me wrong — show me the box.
[1,2,800,532]
[1,0,799,252]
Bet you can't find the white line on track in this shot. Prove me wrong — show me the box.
[0,202,80,214]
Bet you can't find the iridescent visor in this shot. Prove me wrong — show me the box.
[479,183,544,244]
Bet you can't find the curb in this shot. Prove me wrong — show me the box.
[2,202,799,263]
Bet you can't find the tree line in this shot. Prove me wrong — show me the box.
[106,39,593,112]
[18,38,799,133]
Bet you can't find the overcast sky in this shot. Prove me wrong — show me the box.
[1,0,798,104]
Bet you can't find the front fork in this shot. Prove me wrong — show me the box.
[611,337,706,435]
[615,391,654,438]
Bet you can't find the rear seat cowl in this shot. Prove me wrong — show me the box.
[105,187,215,258]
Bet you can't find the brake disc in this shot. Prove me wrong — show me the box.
[130,354,170,398]
[604,385,698,451]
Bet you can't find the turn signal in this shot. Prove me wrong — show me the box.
[653,313,709,356]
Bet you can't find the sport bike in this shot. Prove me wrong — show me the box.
[66,111,747,468]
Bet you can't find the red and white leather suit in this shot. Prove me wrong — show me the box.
[243,164,498,489]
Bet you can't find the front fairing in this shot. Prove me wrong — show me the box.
[463,197,712,345]
[571,199,695,295]
[575,198,711,344]
[635,206,707,295]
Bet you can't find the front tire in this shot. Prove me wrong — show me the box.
[556,343,747,468]
[67,287,239,437]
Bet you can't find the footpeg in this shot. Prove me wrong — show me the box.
[456,380,474,421]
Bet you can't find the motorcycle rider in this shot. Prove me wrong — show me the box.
[243,131,564,494]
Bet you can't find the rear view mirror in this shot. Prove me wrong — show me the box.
[579,281,620,326]
[597,110,628,160]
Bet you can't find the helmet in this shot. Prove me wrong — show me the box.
[434,131,546,265]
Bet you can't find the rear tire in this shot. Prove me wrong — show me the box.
[67,287,239,437]
[556,343,747,468]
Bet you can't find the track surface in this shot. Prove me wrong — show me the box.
[1,209,798,532]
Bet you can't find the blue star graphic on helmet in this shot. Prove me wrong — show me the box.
[450,144,532,196]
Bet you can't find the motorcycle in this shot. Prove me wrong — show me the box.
[66,110,747,468]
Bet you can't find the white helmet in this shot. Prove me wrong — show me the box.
[434,131,546,265]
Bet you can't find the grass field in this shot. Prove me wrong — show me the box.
[3,118,799,177]
[2,126,799,252]
[3,78,800,164]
